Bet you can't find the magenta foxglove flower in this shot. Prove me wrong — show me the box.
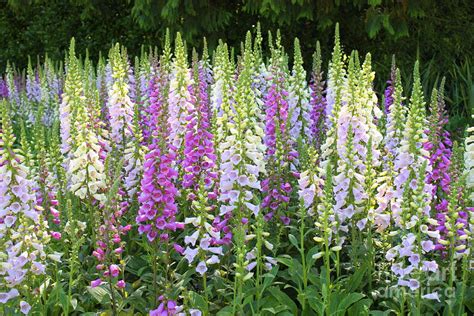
[137,68,183,244]
[150,296,183,316]
[262,66,295,224]
[182,63,217,195]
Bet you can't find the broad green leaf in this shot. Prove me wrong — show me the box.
[189,291,209,313]
[58,287,69,312]
[307,292,324,315]
[306,245,320,268]
[288,234,299,249]
[87,286,111,304]
[276,256,294,268]
[262,266,279,290]
[345,265,366,292]
[382,14,395,35]
[268,286,298,315]
[262,305,290,314]
[348,298,372,315]
[336,292,365,313]
[366,9,383,38]
[216,306,233,316]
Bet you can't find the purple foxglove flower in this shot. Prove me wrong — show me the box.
[20,301,31,315]
[91,278,102,288]
[196,261,208,275]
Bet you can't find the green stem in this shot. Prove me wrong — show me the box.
[367,228,373,291]
[300,207,308,312]
[400,287,405,316]
[255,212,263,313]
[67,261,74,315]
[458,254,468,315]
[152,240,158,305]
[202,273,208,316]
[232,271,239,315]
[448,244,455,315]
[108,273,118,316]
[324,226,331,315]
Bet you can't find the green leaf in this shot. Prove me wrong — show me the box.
[189,291,209,313]
[465,285,474,312]
[276,256,294,268]
[370,311,393,316]
[366,9,383,38]
[348,298,372,315]
[87,286,111,304]
[345,265,366,292]
[288,234,299,249]
[306,245,320,268]
[286,258,304,289]
[382,14,395,35]
[57,287,69,312]
[262,266,279,290]
[262,305,290,314]
[335,293,365,315]
[71,298,78,310]
[306,287,324,314]
[391,17,409,39]
[268,287,298,315]
[368,0,382,5]
[216,306,233,316]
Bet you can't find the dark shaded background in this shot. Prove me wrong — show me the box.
[1,0,472,130]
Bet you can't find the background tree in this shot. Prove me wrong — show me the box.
[0,0,472,130]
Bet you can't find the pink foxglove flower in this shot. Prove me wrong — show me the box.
[262,57,295,224]
[137,66,183,242]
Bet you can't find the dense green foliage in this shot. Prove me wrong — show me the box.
[0,0,473,127]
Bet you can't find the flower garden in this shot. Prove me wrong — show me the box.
[0,24,473,315]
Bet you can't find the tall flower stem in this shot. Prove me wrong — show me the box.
[152,240,158,305]
[298,199,308,312]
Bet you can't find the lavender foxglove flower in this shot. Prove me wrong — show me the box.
[262,50,295,223]
[167,33,194,171]
[391,62,432,226]
[384,56,397,114]
[136,54,153,143]
[324,24,346,131]
[331,54,382,232]
[5,64,17,104]
[218,34,269,281]
[0,104,50,310]
[309,41,327,150]
[182,59,217,194]
[26,58,41,104]
[387,63,438,296]
[424,84,452,197]
[288,38,311,143]
[107,44,135,149]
